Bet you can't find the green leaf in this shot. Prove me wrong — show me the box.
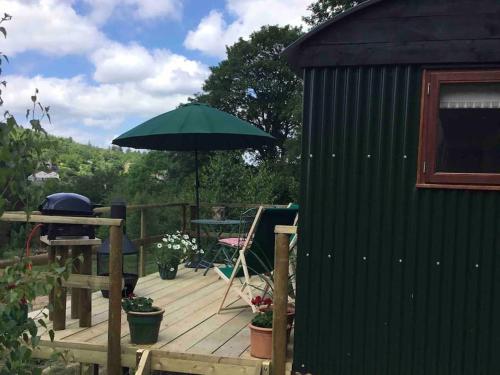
[38,319,47,329]
[48,329,54,342]
[0,27,6,38]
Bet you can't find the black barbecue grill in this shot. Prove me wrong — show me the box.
[39,193,98,239]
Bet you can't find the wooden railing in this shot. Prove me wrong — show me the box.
[0,204,295,374]
[96,201,284,277]
[0,211,125,375]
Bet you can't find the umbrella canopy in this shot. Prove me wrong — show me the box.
[112,103,275,151]
[112,103,276,254]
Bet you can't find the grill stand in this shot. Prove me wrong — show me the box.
[42,236,102,330]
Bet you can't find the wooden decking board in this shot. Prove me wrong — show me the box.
[30,268,294,372]
[186,308,255,355]
[161,303,247,353]
[212,324,252,358]
[49,268,217,340]
[92,277,227,344]
[61,272,221,342]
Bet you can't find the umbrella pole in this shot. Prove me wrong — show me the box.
[194,149,201,244]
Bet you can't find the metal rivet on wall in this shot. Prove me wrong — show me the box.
[367,154,371,158]
[475,264,479,268]
[332,153,336,158]
[436,261,440,266]
[404,155,408,159]
[328,254,332,259]
[362,256,367,261]
[306,253,310,257]
[399,259,403,263]
[309,154,313,158]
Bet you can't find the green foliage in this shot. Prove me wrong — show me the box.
[0,259,72,374]
[251,311,273,329]
[303,0,366,26]
[200,152,299,205]
[122,296,155,312]
[192,25,304,161]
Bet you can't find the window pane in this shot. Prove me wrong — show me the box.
[436,83,500,173]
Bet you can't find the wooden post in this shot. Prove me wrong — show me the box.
[271,232,289,375]
[79,245,92,327]
[139,209,146,277]
[53,246,69,331]
[71,246,82,319]
[107,224,123,375]
[48,247,55,321]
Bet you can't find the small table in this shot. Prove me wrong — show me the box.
[190,219,241,273]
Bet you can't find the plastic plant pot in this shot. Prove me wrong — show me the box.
[126,307,165,344]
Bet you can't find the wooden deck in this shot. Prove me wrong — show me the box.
[31,265,293,374]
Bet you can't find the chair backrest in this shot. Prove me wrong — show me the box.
[238,207,258,237]
[244,206,298,277]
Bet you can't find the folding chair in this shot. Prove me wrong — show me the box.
[215,206,298,313]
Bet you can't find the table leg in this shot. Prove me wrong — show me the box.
[79,245,92,327]
[53,246,68,331]
[71,246,82,319]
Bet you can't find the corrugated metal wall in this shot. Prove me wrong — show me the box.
[294,65,500,375]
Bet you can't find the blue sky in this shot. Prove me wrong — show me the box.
[2,0,311,147]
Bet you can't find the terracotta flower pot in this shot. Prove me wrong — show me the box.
[249,323,292,359]
[249,323,273,359]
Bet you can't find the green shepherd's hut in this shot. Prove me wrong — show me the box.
[284,0,500,374]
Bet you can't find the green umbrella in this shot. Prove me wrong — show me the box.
[112,103,276,223]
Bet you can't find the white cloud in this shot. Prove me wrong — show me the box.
[2,53,208,145]
[84,0,183,24]
[0,0,206,146]
[184,0,310,58]
[2,0,106,56]
[90,42,208,95]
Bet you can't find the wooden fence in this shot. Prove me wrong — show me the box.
[0,204,295,374]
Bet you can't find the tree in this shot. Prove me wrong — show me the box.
[303,0,367,26]
[192,25,304,161]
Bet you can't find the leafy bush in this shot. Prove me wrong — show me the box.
[251,311,273,329]
[121,296,155,313]
[0,259,71,374]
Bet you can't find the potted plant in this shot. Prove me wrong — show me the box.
[248,297,292,359]
[251,296,295,326]
[156,231,200,279]
[122,296,164,344]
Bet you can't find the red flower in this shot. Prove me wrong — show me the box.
[19,297,27,305]
[251,296,262,306]
[127,293,136,299]
[263,298,272,306]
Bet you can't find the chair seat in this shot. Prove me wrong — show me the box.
[218,237,245,248]
[218,265,235,279]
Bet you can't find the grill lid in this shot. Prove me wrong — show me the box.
[39,193,94,216]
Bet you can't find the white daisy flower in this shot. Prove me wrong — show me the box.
[174,244,180,250]
[191,238,196,243]
[157,243,162,248]
[162,238,168,242]
[167,244,172,249]
[192,245,197,250]
[169,267,175,271]
[183,234,189,240]
[200,249,204,254]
